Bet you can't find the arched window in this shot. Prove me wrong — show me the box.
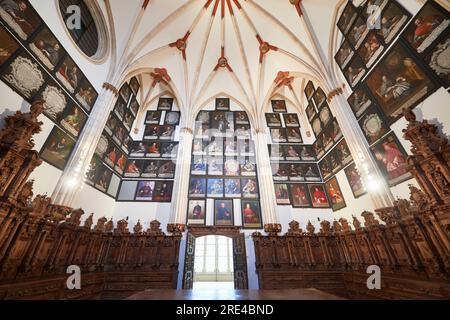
[58,0,107,60]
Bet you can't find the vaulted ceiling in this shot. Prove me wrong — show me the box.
[105,0,343,122]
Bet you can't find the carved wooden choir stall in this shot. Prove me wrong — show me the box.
[0,101,182,299]
[0,102,449,299]
[252,108,450,299]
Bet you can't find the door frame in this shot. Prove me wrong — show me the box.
[182,226,249,290]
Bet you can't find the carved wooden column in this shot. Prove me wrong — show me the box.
[51,83,119,206]
[167,126,192,233]
[254,128,280,232]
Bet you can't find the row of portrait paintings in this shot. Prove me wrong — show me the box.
[265,113,301,128]
[0,3,99,113]
[274,180,346,211]
[269,144,315,162]
[272,163,322,183]
[319,139,353,181]
[0,43,92,139]
[145,110,181,125]
[187,199,263,229]
[336,1,413,89]
[271,100,288,113]
[129,141,179,158]
[312,119,343,159]
[95,133,129,175]
[193,138,255,157]
[189,178,259,199]
[86,155,121,197]
[195,111,251,138]
[143,124,177,141]
[124,159,176,179]
[121,180,174,202]
[270,127,303,143]
[191,156,257,177]
[341,1,449,125]
[105,113,133,151]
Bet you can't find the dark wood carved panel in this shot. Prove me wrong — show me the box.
[252,108,450,299]
[182,232,195,290]
[233,233,248,290]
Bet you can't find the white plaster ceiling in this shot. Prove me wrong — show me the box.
[105,0,343,122]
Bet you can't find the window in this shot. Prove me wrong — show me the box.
[194,236,233,281]
[58,0,107,60]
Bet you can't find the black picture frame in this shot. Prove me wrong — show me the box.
[187,199,207,225]
[241,200,263,229]
[157,97,174,111]
[289,184,312,208]
[325,177,347,212]
[271,100,288,113]
[365,40,439,124]
[344,162,367,199]
[39,126,76,170]
[214,199,234,226]
[216,98,230,111]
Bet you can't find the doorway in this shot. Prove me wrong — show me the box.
[182,226,248,290]
[193,235,234,290]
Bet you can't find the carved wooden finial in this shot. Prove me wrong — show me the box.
[403,107,417,123]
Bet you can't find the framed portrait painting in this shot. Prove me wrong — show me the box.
[270,128,287,143]
[306,102,316,122]
[274,183,291,205]
[271,100,287,113]
[40,127,76,170]
[187,200,206,225]
[214,200,234,226]
[325,177,347,212]
[358,31,385,69]
[216,98,230,111]
[289,184,312,208]
[376,1,411,45]
[343,55,367,89]
[309,184,331,208]
[0,0,42,41]
[225,179,241,198]
[370,132,413,186]
[304,80,315,101]
[283,113,300,128]
[312,88,327,109]
[158,97,173,111]
[130,76,140,95]
[241,200,263,229]
[265,113,282,127]
[335,40,355,70]
[344,163,367,198]
[28,27,63,71]
[365,42,438,124]
[347,84,374,119]
[75,79,97,112]
[337,2,358,35]
[207,178,224,198]
[60,104,87,138]
[402,1,449,55]
[0,25,20,66]
[153,181,173,202]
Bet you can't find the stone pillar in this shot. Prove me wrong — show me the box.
[254,129,280,232]
[329,91,395,209]
[167,127,193,233]
[51,83,119,206]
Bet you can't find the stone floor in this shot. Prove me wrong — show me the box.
[126,282,345,300]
